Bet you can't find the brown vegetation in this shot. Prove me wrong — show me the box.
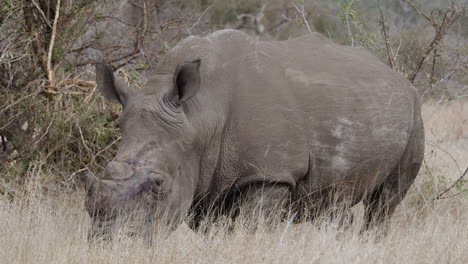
[0,100,466,263]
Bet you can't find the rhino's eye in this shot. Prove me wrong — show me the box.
[152,178,163,188]
[147,173,164,191]
[163,93,180,112]
[149,178,167,200]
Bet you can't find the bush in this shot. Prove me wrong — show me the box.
[1,0,467,199]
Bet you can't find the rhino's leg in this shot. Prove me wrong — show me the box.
[186,183,290,233]
[235,183,291,229]
[308,196,355,231]
[363,123,424,233]
[362,160,422,234]
[327,206,354,230]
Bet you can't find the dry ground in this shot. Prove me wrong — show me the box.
[0,100,467,264]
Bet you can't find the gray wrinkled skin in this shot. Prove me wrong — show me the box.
[83,30,424,239]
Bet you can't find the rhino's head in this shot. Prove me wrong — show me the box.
[83,60,203,240]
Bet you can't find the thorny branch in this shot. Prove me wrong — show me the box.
[433,166,468,200]
[401,0,433,24]
[378,8,393,69]
[423,141,467,201]
[401,0,467,83]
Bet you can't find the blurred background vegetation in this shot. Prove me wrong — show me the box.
[0,0,466,198]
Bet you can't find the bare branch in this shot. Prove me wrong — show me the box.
[401,0,433,24]
[31,0,52,28]
[433,166,468,200]
[47,0,61,83]
[430,48,438,85]
[189,1,216,33]
[292,1,312,34]
[401,0,466,83]
[378,8,393,69]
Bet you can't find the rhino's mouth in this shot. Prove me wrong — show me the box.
[132,177,169,201]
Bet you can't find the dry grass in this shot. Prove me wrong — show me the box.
[0,100,467,264]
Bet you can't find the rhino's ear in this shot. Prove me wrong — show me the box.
[167,59,201,107]
[96,63,132,106]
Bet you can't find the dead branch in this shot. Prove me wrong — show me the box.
[0,81,43,115]
[401,0,432,24]
[31,0,53,28]
[91,136,122,165]
[378,8,393,69]
[427,141,464,174]
[346,15,354,46]
[401,0,467,83]
[430,48,438,85]
[189,0,216,34]
[138,0,149,43]
[433,166,468,200]
[292,1,312,34]
[53,2,99,73]
[47,0,61,83]
[424,141,467,200]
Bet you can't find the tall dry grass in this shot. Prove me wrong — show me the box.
[0,100,467,264]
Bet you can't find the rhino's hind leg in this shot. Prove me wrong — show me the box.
[362,160,423,234]
[362,123,424,233]
[362,179,403,232]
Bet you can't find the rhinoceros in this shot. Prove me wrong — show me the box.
[82,29,424,239]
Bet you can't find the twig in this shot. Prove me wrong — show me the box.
[31,0,53,28]
[427,141,463,175]
[343,1,355,46]
[292,1,312,34]
[0,82,42,115]
[408,11,447,83]
[53,3,98,72]
[401,0,433,24]
[91,136,121,164]
[430,48,438,85]
[378,8,393,69]
[433,166,468,200]
[33,112,56,148]
[47,0,61,83]
[189,1,216,33]
[401,0,465,83]
[139,0,149,42]
[78,125,92,154]
[66,167,88,184]
[425,140,467,200]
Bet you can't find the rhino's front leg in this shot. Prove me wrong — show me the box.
[234,183,291,229]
